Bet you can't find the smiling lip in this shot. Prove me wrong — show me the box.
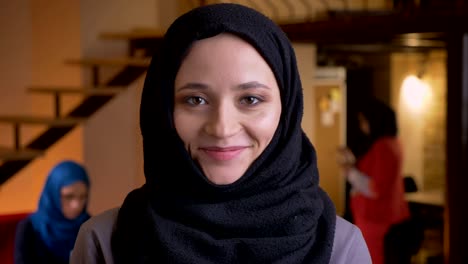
[200,146,247,161]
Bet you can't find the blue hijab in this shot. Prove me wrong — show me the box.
[30,160,90,261]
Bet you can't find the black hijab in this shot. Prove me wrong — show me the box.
[112,3,336,263]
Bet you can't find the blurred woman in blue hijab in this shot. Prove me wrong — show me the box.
[14,160,91,264]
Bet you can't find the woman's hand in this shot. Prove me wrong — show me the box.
[336,147,356,171]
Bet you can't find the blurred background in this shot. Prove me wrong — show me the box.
[1,0,467,263]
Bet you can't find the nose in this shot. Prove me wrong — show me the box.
[70,199,82,210]
[204,101,240,138]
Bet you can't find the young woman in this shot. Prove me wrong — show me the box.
[339,98,410,264]
[15,160,90,264]
[71,3,371,263]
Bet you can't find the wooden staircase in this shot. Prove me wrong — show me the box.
[0,29,163,185]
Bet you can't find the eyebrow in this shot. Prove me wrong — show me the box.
[175,82,207,92]
[238,81,271,90]
[175,81,271,92]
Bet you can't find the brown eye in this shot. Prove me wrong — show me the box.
[61,194,87,202]
[62,194,75,201]
[186,96,207,105]
[241,96,261,105]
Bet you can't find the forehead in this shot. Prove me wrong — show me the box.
[177,33,273,77]
[186,33,262,61]
[61,181,87,194]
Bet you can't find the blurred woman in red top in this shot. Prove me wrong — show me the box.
[339,98,409,264]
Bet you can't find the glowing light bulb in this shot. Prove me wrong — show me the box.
[401,75,432,112]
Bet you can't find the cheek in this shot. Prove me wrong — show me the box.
[248,110,281,145]
[174,110,196,148]
[78,201,87,211]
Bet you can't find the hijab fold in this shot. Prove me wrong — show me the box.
[113,3,336,263]
[30,160,90,261]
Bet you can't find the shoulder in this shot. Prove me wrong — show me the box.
[75,207,118,244]
[14,216,38,263]
[361,137,401,163]
[372,137,400,151]
[330,216,372,264]
[15,216,34,241]
[81,207,119,232]
[70,207,119,264]
[16,216,33,232]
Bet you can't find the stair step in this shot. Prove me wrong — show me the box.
[0,116,84,126]
[0,147,43,160]
[100,28,165,40]
[64,57,151,67]
[28,86,127,95]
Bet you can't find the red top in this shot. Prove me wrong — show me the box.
[0,212,30,264]
[351,137,409,224]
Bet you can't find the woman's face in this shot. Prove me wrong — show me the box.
[174,33,282,185]
[60,181,88,220]
[358,112,371,136]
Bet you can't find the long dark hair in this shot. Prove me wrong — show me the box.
[348,97,398,159]
[360,98,398,141]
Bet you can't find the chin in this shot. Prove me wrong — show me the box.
[64,213,80,220]
[205,170,245,185]
[198,160,248,185]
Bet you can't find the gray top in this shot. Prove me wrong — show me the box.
[71,208,371,264]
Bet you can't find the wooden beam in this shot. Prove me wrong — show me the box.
[446,32,468,264]
[28,86,127,95]
[280,10,468,45]
[100,28,165,40]
[0,116,84,126]
[0,147,43,161]
[64,57,151,67]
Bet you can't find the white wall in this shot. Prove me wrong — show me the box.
[295,44,317,143]
[80,0,159,57]
[294,44,348,215]
[391,53,425,189]
[391,52,446,191]
[0,0,83,214]
[79,0,162,215]
[83,78,144,214]
[0,0,32,139]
